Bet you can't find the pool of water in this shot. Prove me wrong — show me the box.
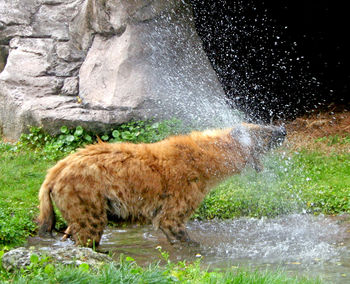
[28,214,350,283]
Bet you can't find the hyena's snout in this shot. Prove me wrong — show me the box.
[270,125,287,148]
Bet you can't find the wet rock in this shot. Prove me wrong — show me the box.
[1,246,113,271]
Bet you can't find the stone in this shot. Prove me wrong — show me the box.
[61,77,79,96]
[78,3,232,127]
[1,38,61,91]
[0,0,238,140]
[0,0,37,26]
[69,0,116,52]
[0,45,8,72]
[0,0,38,43]
[31,2,77,41]
[9,37,54,54]
[56,42,85,62]
[1,246,113,271]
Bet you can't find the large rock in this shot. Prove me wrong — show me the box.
[0,0,239,140]
[1,246,113,271]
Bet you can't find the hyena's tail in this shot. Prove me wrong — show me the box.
[37,181,56,236]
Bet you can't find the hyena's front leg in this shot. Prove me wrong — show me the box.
[159,218,199,247]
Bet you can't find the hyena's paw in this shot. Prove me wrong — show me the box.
[68,223,104,248]
[160,222,199,247]
[185,239,200,247]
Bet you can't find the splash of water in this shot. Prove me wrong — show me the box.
[191,0,320,121]
[192,214,347,263]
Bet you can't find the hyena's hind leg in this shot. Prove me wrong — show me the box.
[56,191,108,248]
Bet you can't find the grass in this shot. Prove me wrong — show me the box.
[0,133,349,248]
[292,150,350,214]
[0,253,321,284]
[0,126,349,283]
[0,149,54,248]
[196,148,350,219]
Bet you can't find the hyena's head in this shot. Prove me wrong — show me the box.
[230,123,287,171]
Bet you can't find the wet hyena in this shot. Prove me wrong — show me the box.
[38,123,286,247]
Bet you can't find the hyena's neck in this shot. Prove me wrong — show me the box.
[203,138,249,179]
[172,133,250,181]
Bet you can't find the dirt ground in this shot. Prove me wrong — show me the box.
[286,107,350,152]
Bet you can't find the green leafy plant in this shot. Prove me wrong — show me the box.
[15,119,183,161]
[0,207,37,247]
[99,119,184,144]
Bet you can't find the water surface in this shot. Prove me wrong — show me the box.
[28,214,350,283]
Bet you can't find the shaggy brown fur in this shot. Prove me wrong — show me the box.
[38,123,286,247]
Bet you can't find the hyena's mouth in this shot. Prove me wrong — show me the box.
[269,126,287,149]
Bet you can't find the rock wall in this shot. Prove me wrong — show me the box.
[0,0,234,140]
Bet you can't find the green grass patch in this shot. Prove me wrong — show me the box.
[0,129,347,284]
[0,253,321,284]
[292,150,350,214]
[196,149,350,219]
[1,131,350,248]
[0,150,54,248]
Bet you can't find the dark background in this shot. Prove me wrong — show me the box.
[190,0,350,121]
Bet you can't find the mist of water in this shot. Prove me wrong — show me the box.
[191,0,320,121]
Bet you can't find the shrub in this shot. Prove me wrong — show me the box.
[14,119,183,160]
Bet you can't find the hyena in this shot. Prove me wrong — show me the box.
[38,123,286,247]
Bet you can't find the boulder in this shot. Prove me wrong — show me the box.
[1,246,113,271]
[0,0,238,140]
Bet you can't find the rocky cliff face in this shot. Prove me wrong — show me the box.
[0,0,234,140]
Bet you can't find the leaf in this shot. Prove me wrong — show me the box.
[84,134,92,142]
[125,256,135,262]
[121,131,132,140]
[65,135,75,143]
[60,126,69,134]
[101,135,109,141]
[79,263,90,272]
[151,122,160,129]
[30,254,39,264]
[112,130,120,138]
[74,126,84,137]
[44,264,55,274]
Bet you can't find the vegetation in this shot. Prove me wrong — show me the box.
[0,123,349,247]
[0,251,321,284]
[15,119,184,161]
[196,148,350,219]
[0,120,348,283]
[0,150,53,248]
[0,120,182,248]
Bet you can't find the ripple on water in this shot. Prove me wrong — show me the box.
[190,214,346,263]
[27,214,350,283]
